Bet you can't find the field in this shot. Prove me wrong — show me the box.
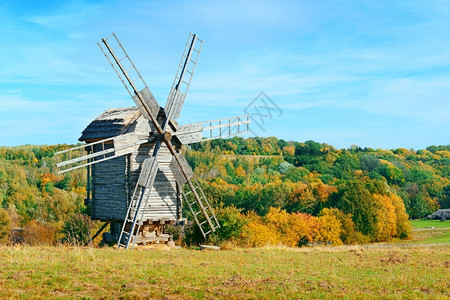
[1,220,449,299]
[407,220,450,245]
[0,244,449,299]
[411,219,450,229]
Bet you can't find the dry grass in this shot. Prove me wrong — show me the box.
[0,244,449,299]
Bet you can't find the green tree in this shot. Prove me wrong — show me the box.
[284,167,309,183]
[331,180,377,237]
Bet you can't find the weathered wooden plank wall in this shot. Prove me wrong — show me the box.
[130,143,179,222]
[91,115,181,222]
[91,143,129,221]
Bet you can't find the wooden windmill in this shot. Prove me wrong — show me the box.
[55,33,250,249]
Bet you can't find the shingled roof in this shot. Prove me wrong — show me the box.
[79,107,141,142]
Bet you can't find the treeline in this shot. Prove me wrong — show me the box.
[0,144,90,244]
[188,138,449,218]
[0,139,448,247]
[184,138,448,246]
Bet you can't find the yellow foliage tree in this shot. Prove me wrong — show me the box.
[317,213,343,245]
[240,211,280,247]
[283,146,295,156]
[235,166,246,177]
[372,194,397,241]
[287,212,317,246]
[390,194,411,239]
[264,208,323,247]
[265,207,296,246]
[319,208,358,244]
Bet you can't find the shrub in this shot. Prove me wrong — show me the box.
[0,209,12,244]
[207,205,248,246]
[240,211,280,247]
[23,220,56,245]
[61,214,92,245]
[353,231,371,244]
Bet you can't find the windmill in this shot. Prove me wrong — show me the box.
[55,33,250,249]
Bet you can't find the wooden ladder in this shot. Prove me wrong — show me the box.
[117,157,158,249]
[181,176,220,238]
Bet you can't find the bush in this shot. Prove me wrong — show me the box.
[353,231,371,244]
[240,212,280,247]
[262,208,322,247]
[61,214,92,245]
[184,205,248,247]
[0,209,12,244]
[207,205,248,246]
[23,220,56,246]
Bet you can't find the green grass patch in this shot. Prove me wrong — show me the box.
[409,229,450,244]
[0,245,449,299]
[423,230,450,244]
[410,219,450,229]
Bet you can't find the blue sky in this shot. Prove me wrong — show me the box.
[0,0,449,149]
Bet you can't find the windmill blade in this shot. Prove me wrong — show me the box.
[118,156,159,249]
[169,153,220,237]
[169,153,194,186]
[55,132,149,173]
[175,114,250,144]
[164,33,203,121]
[98,33,162,129]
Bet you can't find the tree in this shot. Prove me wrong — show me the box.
[288,184,317,214]
[372,194,397,242]
[278,162,294,175]
[0,209,11,244]
[319,208,359,244]
[317,213,342,245]
[240,211,280,247]
[331,180,377,237]
[390,194,411,239]
[235,166,246,177]
[207,205,248,246]
[442,185,450,209]
[284,167,309,183]
[360,155,381,172]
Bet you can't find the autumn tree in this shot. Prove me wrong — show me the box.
[330,180,377,237]
[0,209,11,244]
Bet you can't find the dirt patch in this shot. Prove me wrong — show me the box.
[221,275,278,289]
[318,281,332,290]
[223,274,246,287]
[381,253,410,264]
